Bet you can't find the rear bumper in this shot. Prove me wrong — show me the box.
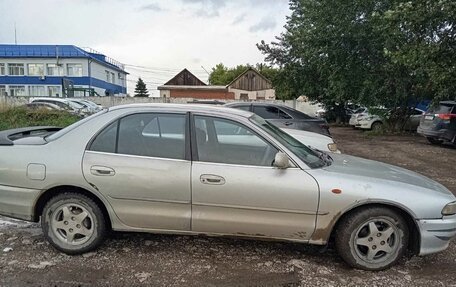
[0,184,41,221]
[417,127,455,142]
[417,215,456,255]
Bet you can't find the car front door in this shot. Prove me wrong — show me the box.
[190,115,319,240]
[82,112,192,231]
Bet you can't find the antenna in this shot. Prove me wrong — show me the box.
[14,22,17,45]
[201,66,210,84]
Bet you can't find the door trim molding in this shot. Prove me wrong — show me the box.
[192,202,321,215]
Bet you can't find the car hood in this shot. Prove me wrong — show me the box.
[323,153,453,196]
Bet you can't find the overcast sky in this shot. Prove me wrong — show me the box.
[0,0,290,96]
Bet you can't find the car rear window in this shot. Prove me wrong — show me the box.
[431,104,455,114]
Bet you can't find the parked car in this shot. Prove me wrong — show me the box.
[0,104,455,271]
[354,107,425,131]
[283,128,340,153]
[418,100,456,145]
[67,99,101,114]
[225,102,330,136]
[29,98,86,116]
[348,107,368,127]
[25,102,65,112]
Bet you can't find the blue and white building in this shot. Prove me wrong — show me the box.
[0,44,128,97]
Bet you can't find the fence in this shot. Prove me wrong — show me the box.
[0,96,321,115]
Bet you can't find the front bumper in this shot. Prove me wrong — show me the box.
[417,215,456,255]
[0,184,41,221]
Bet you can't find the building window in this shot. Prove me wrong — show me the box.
[0,85,6,96]
[67,64,83,76]
[28,64,45,76]
[29,86,46,97]
[9,86,26,96]
[47,64,64,76]
[105,70,110,82]
[111,72,115,84]
[8,64,25,76]
[48,86,61,97]
[0,64,5,75]
[73,86,85,97]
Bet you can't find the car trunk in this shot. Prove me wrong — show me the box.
[420,103,455,130]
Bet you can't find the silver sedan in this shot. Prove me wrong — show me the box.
[0,104,455,270]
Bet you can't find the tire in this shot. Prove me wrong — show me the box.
[370,121,383,132]
[41,192,107,254]
[335,207,409,271]
[427,137,443,145]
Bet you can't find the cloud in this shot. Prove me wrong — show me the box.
[180,0,226,18]
[140,3,164,12]
[232,13,246,25]
[249,17,277,32]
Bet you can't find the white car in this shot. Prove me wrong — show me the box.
[355,113,384,131]
[29,98,89,116]
[348,107,368,127]
[283,128,340,153]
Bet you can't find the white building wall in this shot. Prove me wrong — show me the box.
[0,57,127,97]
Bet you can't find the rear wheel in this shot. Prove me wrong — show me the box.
[427,137,443,145]
[335,207,409,270]
[41,192,107,254]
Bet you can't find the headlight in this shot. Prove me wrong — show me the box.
[442,202,456,216]
[327,143,338,152]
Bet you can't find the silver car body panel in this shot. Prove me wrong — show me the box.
[0,104,455,256]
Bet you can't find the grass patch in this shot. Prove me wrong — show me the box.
[0,106,80,131]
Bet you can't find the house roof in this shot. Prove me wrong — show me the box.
[0,44,127,73]
[227,67,272,87]
[164,68,206,86]
[157,85,227,91]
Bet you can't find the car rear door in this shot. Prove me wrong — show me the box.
[82,112,192,231]
[190,114,319,240]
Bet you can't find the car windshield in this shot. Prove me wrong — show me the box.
[67,101,84,109]
[249,115,327,168]
[45,109,108,141]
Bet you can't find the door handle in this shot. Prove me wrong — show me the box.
[90,165,115,176]
[284,122,293,126]
[200,174,225,185]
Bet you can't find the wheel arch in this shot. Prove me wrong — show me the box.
[33,185,112,230]
[327,202,421,255]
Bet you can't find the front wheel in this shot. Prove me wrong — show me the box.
[335,207,409,270]
[41,192,107,254]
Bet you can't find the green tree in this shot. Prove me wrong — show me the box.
[257,0,456,110]
[134,78,149,97]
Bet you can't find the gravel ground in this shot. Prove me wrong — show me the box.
[1,127,455,287]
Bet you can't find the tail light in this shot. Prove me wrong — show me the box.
[436,114,456,120]
[320,123,329,130]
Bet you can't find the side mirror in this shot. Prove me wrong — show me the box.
[273,152,290,169]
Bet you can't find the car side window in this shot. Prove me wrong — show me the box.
[234,105,251,112]
[89,113,186,160]
[277,108,292,119]
[253,106,292,119]
[194,116,278,166]
[90,121,118,153]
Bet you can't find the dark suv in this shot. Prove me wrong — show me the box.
[417,101,456,145]
[225,102,330,136]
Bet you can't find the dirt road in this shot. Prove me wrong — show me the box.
[1,127,455,286]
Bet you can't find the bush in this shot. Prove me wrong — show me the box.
[0,106,80,131]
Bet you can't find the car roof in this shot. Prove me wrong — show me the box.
[108,103,254,118]
[440,100,456,105]
[31,97,69,103]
